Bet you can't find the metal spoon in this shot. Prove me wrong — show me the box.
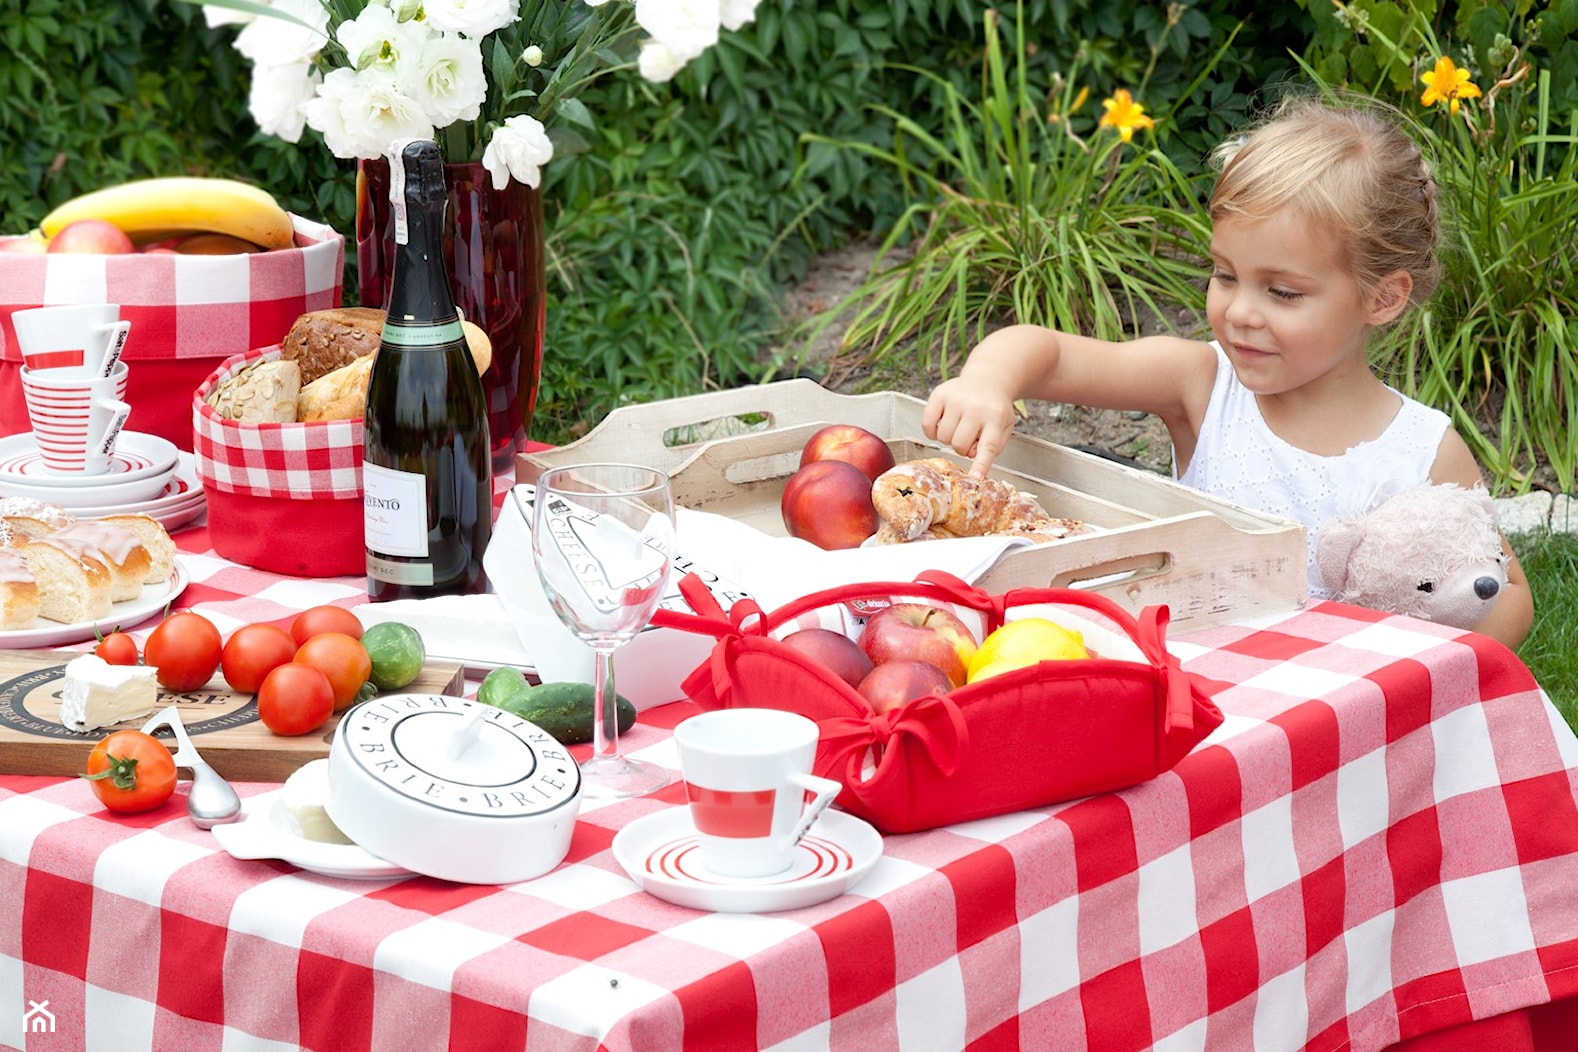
[141,706,243,829]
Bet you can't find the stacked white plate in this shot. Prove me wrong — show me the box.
[0,431,206,530]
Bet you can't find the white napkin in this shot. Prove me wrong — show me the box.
[673,507,1026,611]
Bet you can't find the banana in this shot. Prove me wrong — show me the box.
[40,177,296,250]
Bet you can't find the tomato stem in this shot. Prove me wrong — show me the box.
[81,752,141,792]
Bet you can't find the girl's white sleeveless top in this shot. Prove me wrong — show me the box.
[1176,342,1450,600]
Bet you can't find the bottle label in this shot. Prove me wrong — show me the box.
[367,553,435,587]
[382,318,464,348]
[363,462,430,557]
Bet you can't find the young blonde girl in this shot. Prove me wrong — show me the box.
[922,96,1533,649]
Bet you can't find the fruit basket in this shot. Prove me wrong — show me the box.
[657,570,1223,834]
[0,216,344,452]
[519,379,1306,631]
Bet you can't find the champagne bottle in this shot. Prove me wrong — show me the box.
[363,138,492,600]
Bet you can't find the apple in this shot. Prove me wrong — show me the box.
[174,233,263,254]
[46,219,135,255]
[0,235,48,254]
[859,603,977,687]
[780,458,879,550]
[781,627,874,689]
[800,423,896,482]
[857,659,953,714]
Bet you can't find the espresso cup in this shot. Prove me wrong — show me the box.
[20,360,132,475]
[673,708,842,879]
[12,303,131,377]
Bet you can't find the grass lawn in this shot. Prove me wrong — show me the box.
[1512,530,1578,734]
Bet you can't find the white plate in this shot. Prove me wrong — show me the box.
[0,559,188,648]
[211,789,412,881]
[0,462,177,507]
[0,432,179,488]
[62,454,204,517]
[612,808,882,913]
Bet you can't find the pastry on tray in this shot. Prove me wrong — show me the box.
[870,457,1087,545]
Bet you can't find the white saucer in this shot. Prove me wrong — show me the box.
[612,808,882,913]
[211,788,412,881]
[64,454,205,519]
[0,432,179,487]
[0,461,177,507]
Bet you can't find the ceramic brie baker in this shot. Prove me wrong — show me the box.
[326,694,581,884]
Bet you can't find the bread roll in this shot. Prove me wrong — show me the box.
[294,317,492,422]
[44,523,151,603]
[97,513,176,584]
[206,358,302,423]
[0,549,40,630]
[18,535,114,623]
[1,497,78,538]
[281,306,386,385]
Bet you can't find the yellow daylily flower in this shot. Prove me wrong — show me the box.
[1099,89,1154,143]
[1420,56,1482,115]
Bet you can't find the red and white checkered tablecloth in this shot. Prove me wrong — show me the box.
[3,508,1578,1052]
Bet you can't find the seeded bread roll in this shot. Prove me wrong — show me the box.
[280,306,386,385]
[206,358,302,423]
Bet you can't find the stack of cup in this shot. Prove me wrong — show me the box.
[13,304,132,475]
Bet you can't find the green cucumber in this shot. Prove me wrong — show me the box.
[476,676,636,745]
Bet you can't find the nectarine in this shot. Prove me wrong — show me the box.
[800,423,896,482]
[780,459,879,550]
[781,627,874,689]
[46,219,135,255]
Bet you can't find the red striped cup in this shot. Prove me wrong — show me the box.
[20,360,132,474]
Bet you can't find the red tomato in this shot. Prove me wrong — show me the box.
[293,632,373,711]
[289,605,364,646]
[93,630,140,666]
[82,730,177,814]
[144,611,223,691]
[221,624,298,693]
[257,663,335,736]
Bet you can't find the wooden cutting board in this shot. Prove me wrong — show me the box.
[0,650,464,781]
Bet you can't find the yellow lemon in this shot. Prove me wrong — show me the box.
[965,617,1088,684]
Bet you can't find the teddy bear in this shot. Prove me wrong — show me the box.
[1315,483,1507,630]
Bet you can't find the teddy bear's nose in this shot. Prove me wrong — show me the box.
[1474,577,1501,600]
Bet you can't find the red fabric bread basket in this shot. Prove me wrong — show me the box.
[659,570,1223,834]
[191,347,364,578]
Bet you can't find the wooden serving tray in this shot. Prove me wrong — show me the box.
[0,650,464,781]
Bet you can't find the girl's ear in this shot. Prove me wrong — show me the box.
[1367,270,1414,324]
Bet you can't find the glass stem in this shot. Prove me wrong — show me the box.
[590,645,618,763]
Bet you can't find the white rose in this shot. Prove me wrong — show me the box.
[481,115,555,190]
[248,60,320,142]
[636,0,720,63]
[403,33,488,128]
[422,0,519,38]
[719,0,761,32]
[306,66,434,160]
[337,5,429,72]
[235,0,329,66]
[637,39,687,83]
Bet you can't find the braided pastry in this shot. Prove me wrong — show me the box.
[871,458,1086,544]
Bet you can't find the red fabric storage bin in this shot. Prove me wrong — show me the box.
[660,570,1224,834]
[191,348,364,578]
[0,217,343,451]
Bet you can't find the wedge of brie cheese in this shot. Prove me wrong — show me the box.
[281,759,354,845]
[60,654,159,733]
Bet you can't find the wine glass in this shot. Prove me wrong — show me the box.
[531,463,676,799]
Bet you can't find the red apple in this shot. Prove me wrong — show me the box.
[800,423,896,482]
[0,236,48,254]
[174,232,263,254]
[859,603,977,687]
[781,627,874,689]
[857,659,953,714]
[780,459,879,550]
[47,219,135,255]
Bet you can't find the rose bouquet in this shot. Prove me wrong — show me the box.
[198,0,763,189]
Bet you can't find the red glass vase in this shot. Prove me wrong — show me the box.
[356,158,545,472]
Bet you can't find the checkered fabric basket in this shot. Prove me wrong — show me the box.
[662,570,1224,834]
[0,216,343,452]
[192,347,364,578]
